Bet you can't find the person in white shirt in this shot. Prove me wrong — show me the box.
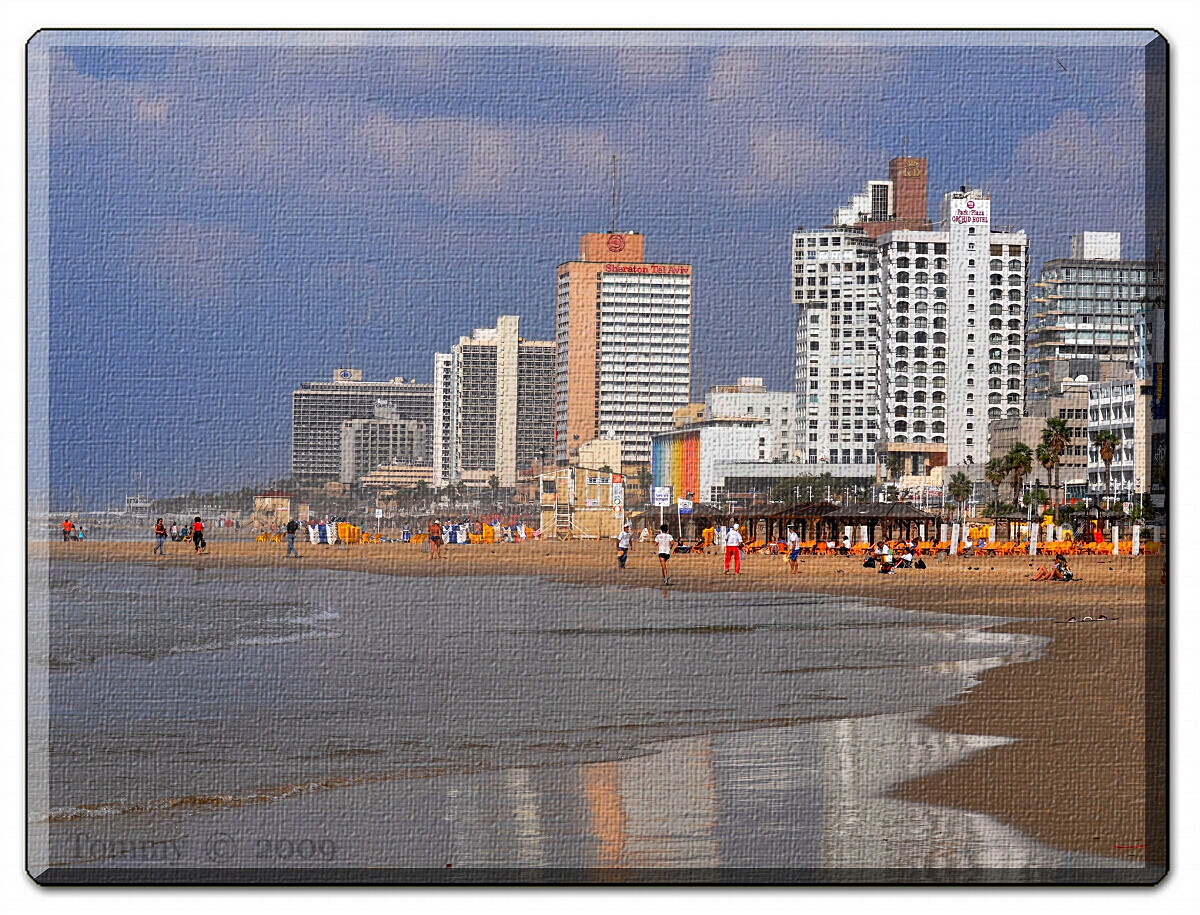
[654,524,676,584]
[724,522,744,574]
[617,523,633,569]
[787,524,801,575]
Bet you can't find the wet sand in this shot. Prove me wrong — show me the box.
[39,538,1165,867]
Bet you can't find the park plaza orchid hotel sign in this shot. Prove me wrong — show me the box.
[952,197,990,225]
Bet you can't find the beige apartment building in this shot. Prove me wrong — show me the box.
[556,232,692,468]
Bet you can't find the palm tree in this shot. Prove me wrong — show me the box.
[948,471,972,524]
[1093,429,1122,507]
[1036,441,1059,517]
[637,467,653,506]
[1040,417,1072,506]
[885,453,906,484]
[1005,442,1034,506]
[487,473,500,505]
[984,457,1006,516]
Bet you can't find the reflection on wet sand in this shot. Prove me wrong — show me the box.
[583,737,718,868]
[47,712,1135,873]
[433,714,1127,871]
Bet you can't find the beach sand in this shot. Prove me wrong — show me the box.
[40,538,1165,867]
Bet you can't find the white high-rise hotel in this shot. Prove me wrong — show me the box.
[793,158,1028,471]
[878,190,1027,466]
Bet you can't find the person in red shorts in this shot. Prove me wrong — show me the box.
[724,523,743,574]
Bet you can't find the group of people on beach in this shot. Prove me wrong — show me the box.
[151,516,206,555]
[611,520,947,585]
[861,540,926,574]
[613,520,755,585]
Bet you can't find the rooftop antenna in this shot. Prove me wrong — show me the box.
[610,154,617,233]
[901,135,907,157]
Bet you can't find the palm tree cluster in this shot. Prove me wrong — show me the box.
[983,416,1080,520]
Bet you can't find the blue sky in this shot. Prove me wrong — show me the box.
[32,31,1154,505]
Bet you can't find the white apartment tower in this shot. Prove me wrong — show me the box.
[791,226,883,468]
[876,189,1028,466]
[433,315,556,489]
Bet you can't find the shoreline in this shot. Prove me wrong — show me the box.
[37,539,1162,865]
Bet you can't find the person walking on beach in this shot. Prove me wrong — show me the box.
[617,522,633,570]
[786,524,801,574]
[428,519,444,560]
[655,524,675,585]
[61,518,74,542]
[724,522,743,574]
[153,517,167,555]
[191,516,206,553]
[169,521,180,542]
[285,517,301,558]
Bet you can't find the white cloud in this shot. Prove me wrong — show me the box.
[51,54,175,140]
[353,114,614,200]
[735,123,873,197]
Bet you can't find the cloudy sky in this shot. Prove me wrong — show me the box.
[31,30,1155,505]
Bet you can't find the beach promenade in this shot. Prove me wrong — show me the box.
[42,539,1164,868]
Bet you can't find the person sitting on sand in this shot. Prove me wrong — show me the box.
[897,546,914,569]
[1030,564,1055,581]
[1054,556,1073,581]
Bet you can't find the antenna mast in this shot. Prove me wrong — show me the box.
[610,155,617,233]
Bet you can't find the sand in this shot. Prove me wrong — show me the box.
[40,538,1166,868]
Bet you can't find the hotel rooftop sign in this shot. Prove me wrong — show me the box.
[604,263,692,275]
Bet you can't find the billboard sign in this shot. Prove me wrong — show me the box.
[652,486,673,507]
[678,499,693,514]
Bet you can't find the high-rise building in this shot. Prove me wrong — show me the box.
[556,233,692,467]
[291,370,433,482]
[1025,232,1165,402]
[431,352,455,489]
[791,225,883,468]
[433,316,555,488]
[876,188,1029,467]
[339,409,429,485]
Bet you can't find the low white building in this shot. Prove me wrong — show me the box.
[1086,376,1149,502]
[651,418,770,504]
[705,377,798,462]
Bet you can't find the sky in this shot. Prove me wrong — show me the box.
[30,30,1155,507]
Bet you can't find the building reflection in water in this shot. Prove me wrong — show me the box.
[582,737,719,868]
[439,710,1129,869]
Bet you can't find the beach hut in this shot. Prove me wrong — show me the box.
[824,502,939,545]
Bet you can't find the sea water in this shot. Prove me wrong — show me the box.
[30,561,1136,876]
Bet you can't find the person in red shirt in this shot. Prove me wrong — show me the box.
[191,516,206,553]
[61,519,74,542]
